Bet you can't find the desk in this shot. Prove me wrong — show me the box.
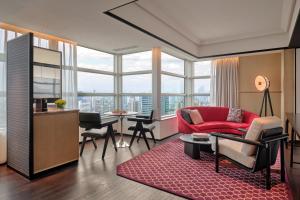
[285,113,300,167]
[104,111,137,148]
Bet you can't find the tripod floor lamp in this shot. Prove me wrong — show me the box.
[255,75,274,117]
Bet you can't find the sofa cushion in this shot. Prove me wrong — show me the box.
[194,121,249,131]
[241,116,282,156]
[181,109,193,124]
[189,110,204,124]
[227,107,243,123]
[218,139,256,168]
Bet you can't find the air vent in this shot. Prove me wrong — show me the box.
[113,45,139,52]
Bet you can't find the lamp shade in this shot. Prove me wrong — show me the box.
[255,75,270,91]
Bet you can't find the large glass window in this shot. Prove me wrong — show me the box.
[34,37,49,48]
[192,61,212,106]
[121,51,152,114]
[161,52,185,75]
[77,46,114,72]
[161,96,185,116]
[78,96,114,115]
[77,46,115,113]
[161,75,184,94]
[122,51,152,72]
[77,72,114,93]
[122,96,152,115]
[122,74,152,93]
[161,52,185,116]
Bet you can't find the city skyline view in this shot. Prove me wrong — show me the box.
[76,47,212,116]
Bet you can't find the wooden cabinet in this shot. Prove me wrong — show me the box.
[34,110,79,173]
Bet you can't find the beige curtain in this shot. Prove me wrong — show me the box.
[211,57,239,107]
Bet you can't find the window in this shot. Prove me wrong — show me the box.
[161,96,185,116]
[192,61,212,106]
[161,75,184,94]
[77,72,114,93]
[161,52,185,75]
[34,37,49,48]
[122,51,152,72]
[78,96,114,115]
[122,74,152,93]
[161,53,185,116]
[77,46,115,113]
[122,51,152,114]
[122,96,152,115]
[77,46,113,72]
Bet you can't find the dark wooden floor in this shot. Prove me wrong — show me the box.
[0,135,184,200]
[285,142,300,200]
[1,135,300,200]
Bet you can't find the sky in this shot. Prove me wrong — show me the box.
[72,47,210,94]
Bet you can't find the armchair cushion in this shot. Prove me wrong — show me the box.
[241,116,282,156]
[181,109,193,124]
[219,139,256,168]
[189,109,204,124]
[226,107,243,122]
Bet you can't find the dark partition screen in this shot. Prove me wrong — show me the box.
[7,33,33,177]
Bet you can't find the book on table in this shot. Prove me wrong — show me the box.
[191,133,209,141]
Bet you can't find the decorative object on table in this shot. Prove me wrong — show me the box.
[226,107,243,122]
[212,116,287,190]
[128,110,156,150]
[189,109,204,124]
[41,98,48,112]
[191,133,209,141]
[117,139,289,199]
[54,99,66,109]
[112,109,127,114]
[255,75,274,116]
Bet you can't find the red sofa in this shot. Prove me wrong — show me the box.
[177,106,259,135]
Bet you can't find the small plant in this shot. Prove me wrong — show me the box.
[54,99,66,109]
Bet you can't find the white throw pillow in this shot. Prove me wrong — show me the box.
[189,110,204,124]
[241,116,282,156]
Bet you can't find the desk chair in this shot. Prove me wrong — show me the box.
[79,112,118,159]
[128,110,155,150]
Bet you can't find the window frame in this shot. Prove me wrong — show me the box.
[76,46,116,115]
[192,60,212,106]
[161,52,186,117]
[120,50,153,114]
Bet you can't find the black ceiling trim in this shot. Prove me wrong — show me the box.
[104,3,289,59]
[196,47,288,59]
[103,11,199,58]
[106,0,139,12]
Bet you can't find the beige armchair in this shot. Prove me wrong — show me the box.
[211,116,288,190]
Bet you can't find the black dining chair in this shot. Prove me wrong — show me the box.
[128,110,156,150]
[79,112,118,159]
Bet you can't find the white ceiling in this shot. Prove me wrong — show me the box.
[0,0,298,59]
[139,0,288,45]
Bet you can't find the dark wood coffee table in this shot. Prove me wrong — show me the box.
[179,134,213,159]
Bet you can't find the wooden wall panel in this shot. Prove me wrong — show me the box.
[239,53,282,117]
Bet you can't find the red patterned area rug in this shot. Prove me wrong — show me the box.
[117,139,290,200]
